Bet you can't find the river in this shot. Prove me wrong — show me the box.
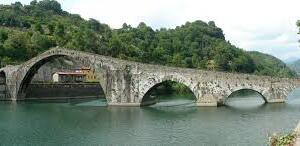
[1,89,300,145]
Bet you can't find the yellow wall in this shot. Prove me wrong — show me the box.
[81,69,96,82]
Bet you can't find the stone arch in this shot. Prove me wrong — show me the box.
[15,49,108,100]
[224,88,268,104]
[139,75,198,105]
[0,71,7,99]
[0,71,6,82]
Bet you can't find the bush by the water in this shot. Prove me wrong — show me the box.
[269,133,297,146]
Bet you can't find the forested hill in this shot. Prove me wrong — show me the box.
[0,0,296,77]
[248,51,296,77]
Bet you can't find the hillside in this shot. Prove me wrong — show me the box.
[0,0,296,77]
[288,59,300,74]
[248,51,296,77]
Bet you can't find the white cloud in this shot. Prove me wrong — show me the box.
[3,0,300,61]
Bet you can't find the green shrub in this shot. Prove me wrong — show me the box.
[269,133,297,146]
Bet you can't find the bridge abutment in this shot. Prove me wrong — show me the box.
[265,89,287,103]
[196,101,218,106]
[264,82,297,104]
[195,94,218,106]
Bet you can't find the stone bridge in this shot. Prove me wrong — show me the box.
[1,47,300,106]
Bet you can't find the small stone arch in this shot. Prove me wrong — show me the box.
[139,75,198,105]
[15,49,108,100]
[0,71,7,99]
[224,88,268,105]
[0,71,6,82]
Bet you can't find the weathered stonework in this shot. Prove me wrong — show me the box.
[1,47,300,106]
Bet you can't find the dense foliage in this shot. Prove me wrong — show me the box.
[0,0,295,78]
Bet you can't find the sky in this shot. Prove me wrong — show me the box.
[2,0,300,62]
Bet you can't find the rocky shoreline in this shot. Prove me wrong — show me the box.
[295,122,300,146]
[269,121,300,146]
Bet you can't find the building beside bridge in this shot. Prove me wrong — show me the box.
[52,67,96,83]
[79,67,96,82]
[52,71,86,83]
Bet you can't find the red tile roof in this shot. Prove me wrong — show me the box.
[80,67,91,70]
[54,72,86,75]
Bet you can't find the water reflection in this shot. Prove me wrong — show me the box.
[225,89,266,110]
[0,89,300,145]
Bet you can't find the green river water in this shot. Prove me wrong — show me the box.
[1,89,300,145]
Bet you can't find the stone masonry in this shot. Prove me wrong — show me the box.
[1,47,300,106]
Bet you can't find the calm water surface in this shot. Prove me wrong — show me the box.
[1,89,300,145]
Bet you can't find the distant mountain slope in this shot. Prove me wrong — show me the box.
[288,59,300,74]
[248,51,296,77]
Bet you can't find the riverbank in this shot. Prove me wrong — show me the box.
[269,132,297,146]
[269,121,300,146]
[295,122,300,146]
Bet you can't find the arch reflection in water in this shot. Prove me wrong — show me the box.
[225,89,266,108]
[141,80,196,106]
[71,98,107,107]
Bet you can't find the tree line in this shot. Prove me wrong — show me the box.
[0,0,296,78]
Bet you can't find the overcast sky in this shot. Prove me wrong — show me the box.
[3,0,300,62]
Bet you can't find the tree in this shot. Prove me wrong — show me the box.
[0,29,8,44]
[3,32,29,61]
[137,22,147,29]
[109,33,123,57]
[231,55,256,73]
[87,18,101,32]
[33,23,44,34]
[12,2,23,9]
[37,0,62,14]
[54,23,66,46]
[0,56,12,67]
[171,53,184,67]
[152,47,166,64]
[54,23,65,37]
[30,0,38,6]
[208,21,216,27]
[83,29,100,52]
[122,23,131,30]
[184,57,193,68]
[192,53,200,68]
[47,23,55,35]
[31,33,56,53]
